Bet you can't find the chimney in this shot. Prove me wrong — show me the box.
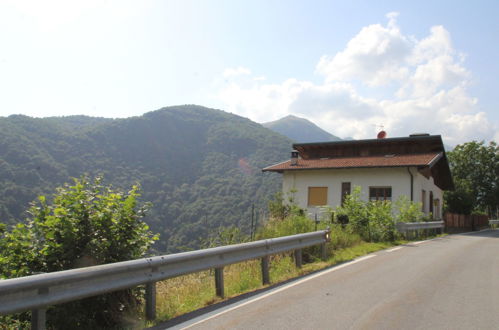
[291,150,299,166]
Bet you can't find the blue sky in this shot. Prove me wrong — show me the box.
[0,0,497,145]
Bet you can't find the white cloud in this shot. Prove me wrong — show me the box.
[316,12,412,86]
[410,26,454,64]
[223,66,252,78]
[216,14,497,146]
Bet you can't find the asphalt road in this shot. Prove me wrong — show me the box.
[169,229,499,330]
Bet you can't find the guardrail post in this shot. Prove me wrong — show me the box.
[321,243,327,261]
[261,256,270,285]
[145,282,156,320]
[294,249,302,268]
[31,308,46,330]
[215,267,224,298]
[31,286,48,330]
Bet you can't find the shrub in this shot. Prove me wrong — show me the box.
[366,200,395,241]
[336,187,428,242]
[335,187,369,238]
[395,196,425,223]
[0,176,158,328]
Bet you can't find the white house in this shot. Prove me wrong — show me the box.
[263,134,454,219]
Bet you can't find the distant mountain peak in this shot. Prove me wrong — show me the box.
[281,114,300,119]
[262,115,341,143]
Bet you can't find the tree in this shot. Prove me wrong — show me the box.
[445,141,498,216]
[0,176,158,328]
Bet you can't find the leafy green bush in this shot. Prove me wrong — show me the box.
[366,200,395,241]
[0,176,158,328]
[336,187,427,242]
[335,187,370,239]
[395,196,425,223]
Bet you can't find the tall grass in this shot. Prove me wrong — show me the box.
[155,270,216,320]
[138,191,439,328]
[144,215,396,326]
[148,241,400,327]
[141,199,440,328]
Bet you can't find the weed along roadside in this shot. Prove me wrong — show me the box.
[146,214,440,328]
[147,239,408,328]
[143,191,443,327]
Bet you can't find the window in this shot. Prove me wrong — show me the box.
[429,191,434,214]
[422,190,426,212]
[369,187,392,201]
[341,182,351,206]
[308,187,328,206]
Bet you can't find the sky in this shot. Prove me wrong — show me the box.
[0,0,498,146]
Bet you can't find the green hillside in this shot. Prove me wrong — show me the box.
[0,106,291,252]
[263,115,341,143]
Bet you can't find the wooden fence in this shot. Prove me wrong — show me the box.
[443,212,489,231]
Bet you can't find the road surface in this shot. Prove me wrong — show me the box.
[166,229,499,330]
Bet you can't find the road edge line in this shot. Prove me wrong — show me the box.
[180,254,377,329]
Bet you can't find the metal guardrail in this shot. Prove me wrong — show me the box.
[396,221,445,231]
[489,219,499,226]
[396,221,444,238]
[0,229,330,329]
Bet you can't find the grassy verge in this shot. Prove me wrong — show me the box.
[140,211,445,328]
[144,240,402,327]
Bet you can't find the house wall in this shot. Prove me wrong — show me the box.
[412,169,443,219]
[282,167,443,219]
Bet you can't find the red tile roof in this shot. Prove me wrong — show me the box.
[263,152,442,172]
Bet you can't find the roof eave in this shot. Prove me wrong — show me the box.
[263,164,429,172]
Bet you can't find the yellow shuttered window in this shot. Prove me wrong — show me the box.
[308,187,328,206]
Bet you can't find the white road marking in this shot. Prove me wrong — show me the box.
[410,235,445,245]
[460,228,492,235]
[386,246,404,252]
[181,254,377,329]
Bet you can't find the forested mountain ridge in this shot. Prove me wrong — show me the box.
[263,115,342,142]
[0,106,292,252]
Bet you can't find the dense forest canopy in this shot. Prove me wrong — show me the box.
[0,105,291,252]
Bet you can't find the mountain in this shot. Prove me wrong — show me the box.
[263,115,341,143]
[0,105,292,252]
